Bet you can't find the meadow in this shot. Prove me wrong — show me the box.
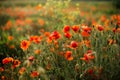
[0,0,120,80]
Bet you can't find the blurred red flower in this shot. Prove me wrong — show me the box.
[2,57,13,64]
[80,50,94,63]
[50,31,61,40]
[31,71,39,78]
[97,25,104,31]
[65,51,73,61]
[63,25,70,33]
[70,41,78,49]
[72,25,80,32]
[12,59,21,68]
[19,67,26,75]
[64,32,72,39]
[20,40,30,51]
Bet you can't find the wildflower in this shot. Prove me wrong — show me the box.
[97,25,104,31]
[65,51,73,61]
[25,18,32,25]
[2,57,14,64]
[34,49,41,54]
[81,27,92,37]
[28,56,34,61]
[46,37,52,44]
[70,41,78,49]
[29,36,35,42]
[0,67,4,72]
[50,31,61,40]
[82,27,91,33]
[80,50,94,63]
[38,19,45,26]
[31,71,39,78]
[81,31,90,37]
[81,40,91,47]
[12,59,21,68]
[19,67,26,75]
[36,4,42,10]
[72,25,80,32]
[87,68,94,75]
[20,40,30,51]
[3,20,12,30]
[16,19,25,26]
[64,32,72,39]
[100,15,106,22]
[44,32,50,37]
[63,25,70,33]
[40,29,45,33]
[8,36,14,41]
[9,45,15,49]
[33,36,42,44]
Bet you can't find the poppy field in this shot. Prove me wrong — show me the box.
[0,0,120,80]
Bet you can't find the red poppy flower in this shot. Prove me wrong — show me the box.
[50,31,61,40]
[12,59,21,68]
[81,27,92,37]
[31,71,39,78]
[28,56,34,61]
[64,32,72,39]
[44,32,50,37]
[33,36,42,44]
[72,25,80,32]
[8,36,14,41]
[70,41,78,49]
[63,25,70,33]
[81,31,90,37]
[29,36,35,42]
[65,51,73,61]
[87,68,94,75]
[19,67,26,75]
[97,25,104,31]
[82,27,91,33]
[2,57,14,64]
[80,50,95,63]
[20,40,30,51]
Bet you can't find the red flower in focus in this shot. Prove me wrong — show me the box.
[97,25,104,31]
[31,71,39,78]
[70,41,78,49]
[50,31,61,40]
[2,57,13,64]
[72,25,80,32]
[65,51,73,61]
[20,40,30,51]
[63,25,70,33]
[64,32,72,39]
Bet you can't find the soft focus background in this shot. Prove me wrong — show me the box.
[0,0,120,80]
